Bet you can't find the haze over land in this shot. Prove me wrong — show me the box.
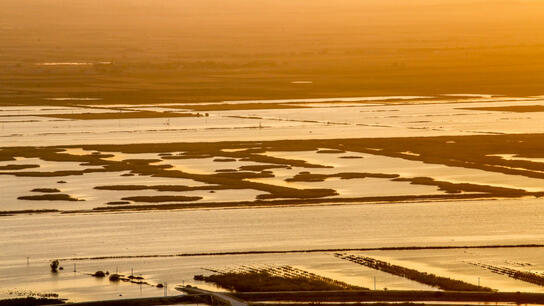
[2,0,544,105]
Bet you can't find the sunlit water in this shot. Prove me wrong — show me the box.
[1,198,544,300]
[3,96,544,146]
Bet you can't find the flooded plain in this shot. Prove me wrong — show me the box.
[3,95,544,302]
[1,95,544,147]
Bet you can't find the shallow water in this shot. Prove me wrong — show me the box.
[2,198,544,265]
[0,171,212,211]
[358,248,544,293]
[249,176,444,197]
[158,157,263,175]
[0,157,101,172]
[262,151,544,192]
[1,197,544,300]
[490,154,544,164]
[219,96,431,104]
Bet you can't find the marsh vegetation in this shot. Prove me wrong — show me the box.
[470,262,544,286]
[336,254,492,292]
[2,133,544,214]
[195,265,365,292]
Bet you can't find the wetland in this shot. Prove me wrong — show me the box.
[3,0,544,304]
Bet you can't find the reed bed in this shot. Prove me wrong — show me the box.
[195,264,366,292]
[469,262,544,286]
[336,254,492,292]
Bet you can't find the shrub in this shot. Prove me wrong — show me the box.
[92,271,106,277]
[50,260,59,273]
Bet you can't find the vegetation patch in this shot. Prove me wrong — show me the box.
[239,164,290,171]
[256,188,338,199]
[18,194,83,201]
[4,134,544,214]
[215,169,238,173]
[2,169,106,177]
[337,254,492,292]
[92,271,107,277]
[316,149,346,154]
[38,111,199,120]
[286,172,398,182]
[213,158,237,162]
[31,188,61,193]
[95,184,222,192]
[106,201,131,205]
[167,103,308,112]
[0,209,59,216]
[470,262,544,286]
[393,177,531,196]
[195,265,365,292]
[82,193,502,213]
[0,297,64,306]
[0,164,39,170]
[106,273,152,286]
[120,195,203,203]
[212,171,274,179]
